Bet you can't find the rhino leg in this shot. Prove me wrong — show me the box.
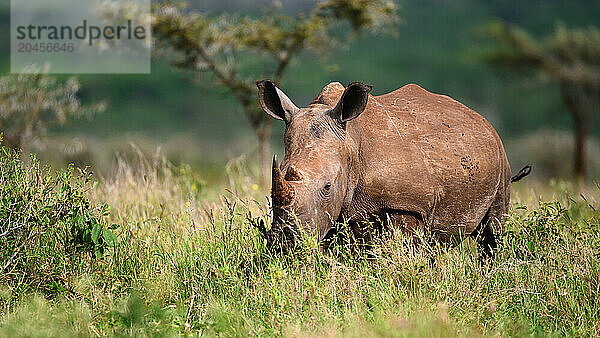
[386,211,432,249]
[474,220,497,261]
[472,187,509,262]
[385,211,424,234]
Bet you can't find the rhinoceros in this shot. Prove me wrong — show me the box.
[255,80,530,257]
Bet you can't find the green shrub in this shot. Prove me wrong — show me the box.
[0,145,118,299]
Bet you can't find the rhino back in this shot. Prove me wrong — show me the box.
[347,84,509,237]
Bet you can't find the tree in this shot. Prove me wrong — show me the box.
[151,0,400,186]
[0,67,105,153]
[486,23,600,181]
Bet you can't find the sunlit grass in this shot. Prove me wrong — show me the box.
[1,149,599,336]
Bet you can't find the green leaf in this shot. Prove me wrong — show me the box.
[103,229,118,247]
[100,204,110,216]
[92,223,102,245]
[83,229,92,243]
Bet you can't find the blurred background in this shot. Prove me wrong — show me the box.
[1,0,599,188]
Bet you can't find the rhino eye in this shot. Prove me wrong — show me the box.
[324,182,332,191]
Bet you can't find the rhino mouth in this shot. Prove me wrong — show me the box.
[268,222,298,252]
[251,217,298,253]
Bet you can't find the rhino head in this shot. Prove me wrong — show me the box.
[256,80,372,250]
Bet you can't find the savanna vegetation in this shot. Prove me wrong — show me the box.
[2,0,600,336]
[1,142,599,336]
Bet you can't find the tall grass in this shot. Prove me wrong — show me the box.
[1,148,599,336]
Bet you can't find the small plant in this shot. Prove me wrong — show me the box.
[0,144,118,299]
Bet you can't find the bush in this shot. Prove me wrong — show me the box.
[0,144,118,299]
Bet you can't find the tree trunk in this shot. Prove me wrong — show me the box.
[573,116,588,182]
[561,83,589,183]
[257,119,273,189]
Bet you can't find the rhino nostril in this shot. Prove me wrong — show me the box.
[284,165,303,182]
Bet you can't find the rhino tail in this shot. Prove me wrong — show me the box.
[511,165,532,183]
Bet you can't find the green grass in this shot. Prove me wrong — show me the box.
[1,147,599,336]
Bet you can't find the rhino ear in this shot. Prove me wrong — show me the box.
[256,80,299,122]
[330,82,372,125]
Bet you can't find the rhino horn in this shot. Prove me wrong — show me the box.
[271,154,294,207]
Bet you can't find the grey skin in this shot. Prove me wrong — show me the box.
[256,79,529,257]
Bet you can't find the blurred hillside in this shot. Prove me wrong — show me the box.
[1,0,599,179]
